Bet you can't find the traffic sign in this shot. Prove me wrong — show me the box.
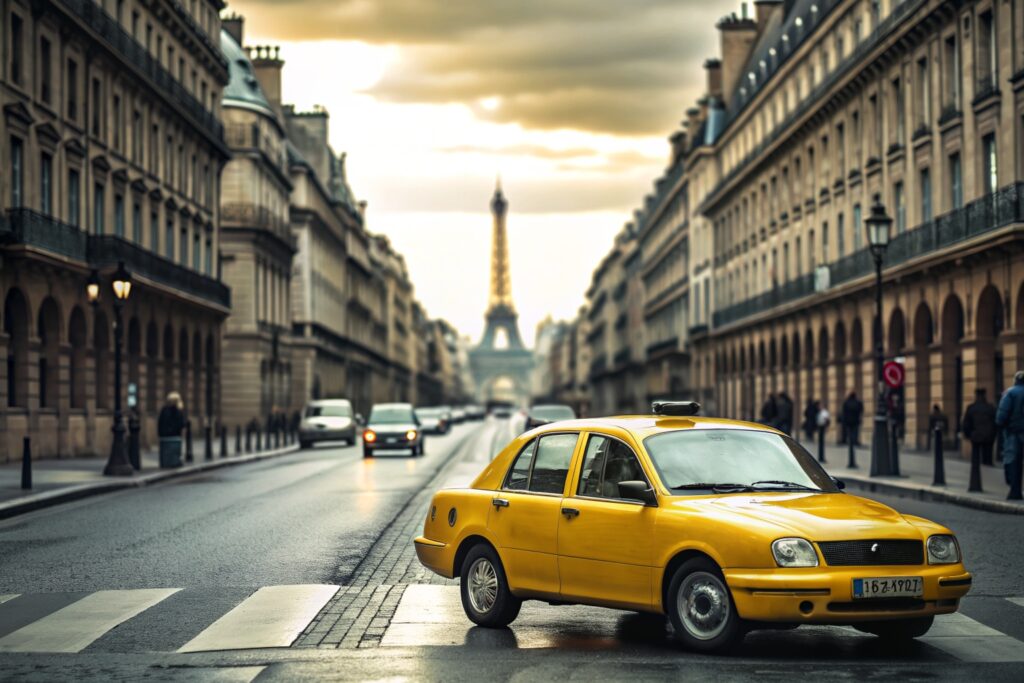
[883,361,905,389]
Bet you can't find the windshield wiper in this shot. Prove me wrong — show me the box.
[749,480,822,492]
[672,482,753,493]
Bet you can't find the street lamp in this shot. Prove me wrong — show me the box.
[866,194,893,477]
[86,270,101,306]
[102,261,134,476]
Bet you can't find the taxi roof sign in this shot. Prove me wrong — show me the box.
[652,401,701,417]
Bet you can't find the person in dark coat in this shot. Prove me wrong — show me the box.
[841,392,864,446]
[776,392,794,435]
[803,400,819,442]
[996,372,1024,500]
[760,393,778,427]
[962,388,997,466]
[157,391,186,467]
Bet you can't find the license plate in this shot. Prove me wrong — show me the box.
[386,437,398,444]
[852,576,923,599]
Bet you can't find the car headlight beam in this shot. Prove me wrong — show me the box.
[926,535,960,564]
[771,537,819,567]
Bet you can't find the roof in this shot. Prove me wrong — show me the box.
[221,29,278,122]
[537,415,778,441]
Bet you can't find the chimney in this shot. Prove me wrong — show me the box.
[685,107,701,133]
[717,9,758,101]
[250,45,285,119]
[704,58,723,101]
[223,13,244,45]
[669,130,688,165]
[754,0,784,37]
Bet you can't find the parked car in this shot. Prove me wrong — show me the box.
[414,401,971,653]
[363,403,423,458]
[524,403,576,432]
[465,405,486,421]
[415,407,450,435]
[298,399,356,448]
[450,407,467,423]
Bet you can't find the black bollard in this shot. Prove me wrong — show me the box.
[847,438,857,469]
[220,426,228,458]
[185,422,194,463]
[128,411,141,471]
[932,424,946,486]
[817,427,826,463]
[21,437,31,490]
[204,425,213,461]
[968,442,983,492]
[236,425,242,455]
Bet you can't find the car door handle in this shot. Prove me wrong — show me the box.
[561,507,580,518]
[492,498,510,508]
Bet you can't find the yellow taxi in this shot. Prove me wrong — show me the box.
[414,402,972,652]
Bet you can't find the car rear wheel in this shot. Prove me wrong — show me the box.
[459,544,521,628]
[667,558,744,653]
[855,616,934,640]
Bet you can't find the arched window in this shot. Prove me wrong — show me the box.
[37,297,61,409]
[94,311,110,409]
[4,289,30,407]
[69,307,87,409]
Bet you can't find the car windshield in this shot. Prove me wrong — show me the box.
[531,405,576,421]
[643,429,838,494]
[369,406,415,424]
[305,404,351,418]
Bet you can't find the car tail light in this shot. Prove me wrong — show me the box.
[363,430,377,443]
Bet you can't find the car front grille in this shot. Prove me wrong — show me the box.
[817,540,924,566]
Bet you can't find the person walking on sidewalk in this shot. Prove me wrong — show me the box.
[157,392,186,468]
[802,399,819,443]
[996,372,1024,500]
[776,392,794,436]
[841,392,864,446]
[760,393,778,427]
[963,388,997,467]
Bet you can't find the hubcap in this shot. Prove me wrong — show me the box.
[677,571,730,640]
[467,557,499,614]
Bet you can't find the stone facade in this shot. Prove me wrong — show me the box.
[1,0,230,461]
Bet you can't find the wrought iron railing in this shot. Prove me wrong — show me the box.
[1,208,88,260]
[589,354,607,377]
[613,348,631,367]
[646,336,679,357]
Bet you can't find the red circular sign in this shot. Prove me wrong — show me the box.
[883,361,905,389]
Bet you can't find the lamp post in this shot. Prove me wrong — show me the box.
[101,262,134,476]
[866,194,893,477]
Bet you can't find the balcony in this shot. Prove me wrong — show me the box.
[589,354,608,378]
[57,0,225,148]
[221,203,296,250]
[972,75,1000,107]
[613,348,631,368]
[0,208,87,260]
[712,183,1024,328]
[646,336,679,358]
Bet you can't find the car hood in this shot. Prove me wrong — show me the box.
[674,492,923,541]
[302,417,352,429]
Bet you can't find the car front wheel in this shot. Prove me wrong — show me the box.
[855,616,934,640]
[667,558,743,653]
[363,447,373,458]
[459,544,521,628]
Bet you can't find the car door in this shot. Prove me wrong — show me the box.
[487,432,580,600]
[557,432,657,610]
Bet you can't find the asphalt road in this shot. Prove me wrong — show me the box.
[1,418,1023,681]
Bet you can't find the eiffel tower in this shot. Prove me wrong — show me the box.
[470,181,533,404]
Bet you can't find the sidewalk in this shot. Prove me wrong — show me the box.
[808,439,1024,515]
[0,436,299,520]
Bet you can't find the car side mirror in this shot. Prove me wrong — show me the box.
[618,480,657,506]
[831,477,846,490]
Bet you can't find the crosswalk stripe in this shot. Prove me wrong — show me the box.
[920,612,1024,662]
[178,584,339,653]
[0,588,180,653]
[1006,597,1024,609]
[0,594,19,606]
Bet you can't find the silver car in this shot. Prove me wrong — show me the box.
[299,399,357,448]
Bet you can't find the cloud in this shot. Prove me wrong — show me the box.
[229,0,732,135]
[437,143,599,160]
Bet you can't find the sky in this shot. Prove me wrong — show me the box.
[229,0,738,345]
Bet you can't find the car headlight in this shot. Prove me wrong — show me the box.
[771,538,819,567]
[363,430,377,443]
[406,430,418,441]
[927,535,960,564]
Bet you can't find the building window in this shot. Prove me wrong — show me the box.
[114,194,125,237]
[10,13,23,85]
[893,77,905,144]
[10,136,22,206]
[113,95,122,151]
[39,36,52,104]
[944,36,960,109]
[795,236,802,275]
[166,217,175,260]
[837,213,845,258]
[40,153,52,215]
[983,134,998,194]
[870,93,881,156]
[949,152,963,209]
[151,210,160,252]
[192,230,201,270]
[821,222,829,264]
[91,77,102,137]
[132,201,142,242]
[978,10,997,92]
[204,237,213,276]
[894,181,906,234]
[916,57,929,126]
[67,58,78,120]
[180,225,188,264]
[68,169,80,226]
[853,203,863,251]
[836,123,845,176]
[920,168,932,222]
[93,184,105,234]
[132,110,142,163]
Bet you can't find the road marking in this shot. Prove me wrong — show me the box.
[0,594,19,606]
[0,588,179,653]
[920,612,1024,662]
[1006,597,1024,609]
[178,584,338,652]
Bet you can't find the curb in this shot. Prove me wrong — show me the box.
[836,472,1024,515]
[0,444,301,520]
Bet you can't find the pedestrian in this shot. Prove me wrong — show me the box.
[995,372,1024,500]
[776,392,794,435]
[760,393,778,427]
[816,402,831,440]
[962,388,997,467]
[157,391,186,468]
[803,399,818,442]
[841,391,864,447]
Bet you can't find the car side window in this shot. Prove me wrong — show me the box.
[528,433,578,494]
[505,440,536,491]
[577,434,646,500]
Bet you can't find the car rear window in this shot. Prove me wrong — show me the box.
[504,433,578,494]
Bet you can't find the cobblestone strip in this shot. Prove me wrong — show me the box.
[295,426,493,649]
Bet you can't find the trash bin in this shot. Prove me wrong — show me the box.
[159,437,183,468]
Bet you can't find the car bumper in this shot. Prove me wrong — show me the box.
[365,437,421,450]
[414,536,454,578]
[299,428,355,442]
[724,565,971,623]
